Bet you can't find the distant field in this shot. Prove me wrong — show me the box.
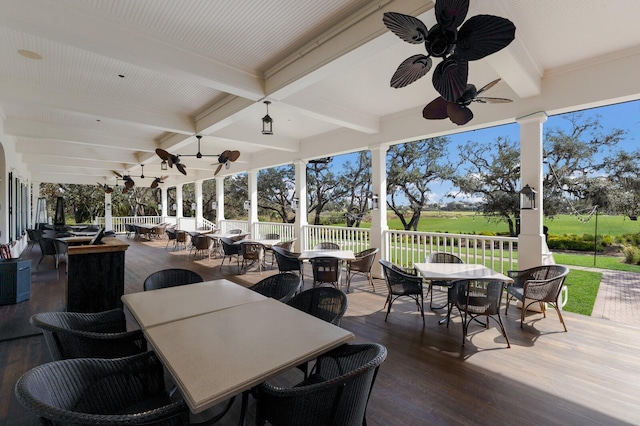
[384,211,640,238]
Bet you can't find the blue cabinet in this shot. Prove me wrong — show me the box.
[0,259,31,305]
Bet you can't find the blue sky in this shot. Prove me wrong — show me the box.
[332,99,640,205]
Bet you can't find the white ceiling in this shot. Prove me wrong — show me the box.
[2,0,640,188]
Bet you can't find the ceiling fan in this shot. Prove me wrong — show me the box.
[422,78,513,125]
[383,0,516,103]
[96,183,113,194]
[113,171,135,193]
[156,135,240,176]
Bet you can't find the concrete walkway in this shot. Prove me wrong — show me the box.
[568,265,640,327]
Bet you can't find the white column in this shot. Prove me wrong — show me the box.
[195,180,203,227]
[176,184,183,228]
[104,192,113,231]
[517,111,547,269]
[160,186,167,218]
[216,177,225,228]
[370,145,389,277]
[31,181,40,225]
[294,160,308,251]
[248,170,258,238]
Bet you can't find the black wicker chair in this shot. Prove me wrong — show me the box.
[36,237,59,270]
[424,252,464,309]
[379,259,425,324]
[249,272,301,302]
[313,242,340,250]
[15,351,190,425]
[219,237,242,273]
[30,309,147,361]
[26,228,42,252]
[165,227,177,249]
[143,268,204,291]
[310,256,342,289]
[505,264,570,331]
[346,248,379,293]
[287,287,348,326]
[256,343,387,426]
[272,246,303,277]
[450,279,510,347]
[240,241,266,274]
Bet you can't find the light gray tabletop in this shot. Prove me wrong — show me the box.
[121,279,266,328]
[413,263,513,282]
[298,249,356,261]
[142,297,354,413]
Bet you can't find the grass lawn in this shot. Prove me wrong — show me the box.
[562,269,602,316]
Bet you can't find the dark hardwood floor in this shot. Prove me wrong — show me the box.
[2,235,640,425]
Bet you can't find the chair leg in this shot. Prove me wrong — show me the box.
[367,272,375,292]
[496,313,511,347]
[549,302,568,332]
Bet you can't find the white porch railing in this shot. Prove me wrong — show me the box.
[219,219,250,234]
[384,230,518,273]
[98,216,162,234]
[99,216,519,270]
[302,225,370,253]
[254,222,295,241]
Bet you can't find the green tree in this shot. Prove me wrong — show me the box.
[387,137,454,230]
[453,136,521,236]
[257,166,296,223]
[340,151,371,227]
[307,159,348,225]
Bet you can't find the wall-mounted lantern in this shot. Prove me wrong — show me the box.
[291,197,298,211]
[520,185,537,210]
[158,203,162,211]
[191,202,196,211]
[171,203,177,211]
[211,201,217,210]
[243,200,251,210]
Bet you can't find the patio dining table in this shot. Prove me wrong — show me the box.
[413,263,514,324]
[298,249,356,261]
[121,279,354,416]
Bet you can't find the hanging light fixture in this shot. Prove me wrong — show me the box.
[262,101,273,135]
[519,185,537,210]
[161,160,168,171]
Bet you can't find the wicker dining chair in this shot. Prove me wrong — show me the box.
[249,272,301,302]
[346,247,379,293]
[30,309,147,361]
[143,268,204,291]
[220,237,242,273]
[379,259,425,324]
[309,256,342,289]
[424,252,464,309]
[286,286,348,326]
[240,241,266,274]
[15,351,190,425]
[450,279,510,347]
[313,242,340,250]
[505,264,570,331]
[256,343,387,426]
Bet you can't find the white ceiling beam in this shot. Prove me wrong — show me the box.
[0,78,194,134]
[17,140,139,166]
[265,0,432,99]
[283,92,380,134]
[211,128,299,153]
[471,0,542,99]
[0,0,265,101]
[5,119,156,152]
[196,96,256,135]
[29,165,115,177]
[30,172,109,186]
[22,154,123,169]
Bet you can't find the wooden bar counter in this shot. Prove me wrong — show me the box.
[66,238,129,312]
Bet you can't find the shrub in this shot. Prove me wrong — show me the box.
[622,245,640,264]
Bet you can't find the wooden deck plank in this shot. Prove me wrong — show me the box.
[2,235,640,425]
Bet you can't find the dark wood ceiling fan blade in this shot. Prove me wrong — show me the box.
[113,170,123,178]
[155,148,171,161]
[214,163,223,176]
[228,151,240,162]
[106,188,113,194]
[176,163,187,175]
[423,97,450,120]
[151,179,158,189]
[476,78,501,95]
[475,96,512,104]
[447,103,473,125]
[122,187,129,194]
[125,179,135,188]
